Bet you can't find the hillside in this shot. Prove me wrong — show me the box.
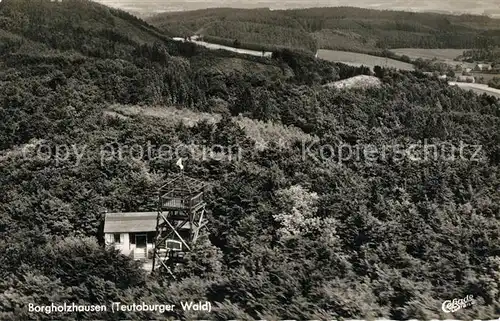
[148,7,318,53]
[1,1,500,320]
[0,0,176,51]
[148,7,500,54]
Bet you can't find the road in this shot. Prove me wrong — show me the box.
[172,36,272,58]
[448,82,500,98]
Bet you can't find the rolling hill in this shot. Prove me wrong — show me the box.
[1,1,500,320]
[95,0,500,18]
[148,7,500,54]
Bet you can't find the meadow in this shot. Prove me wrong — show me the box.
[391,48,466,60]
[391,48,475,68]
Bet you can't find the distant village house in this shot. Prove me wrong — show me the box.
[474,63,492,71]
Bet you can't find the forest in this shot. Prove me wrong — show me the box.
[488,77,500,89]
[0,0,499,320]
[148,7,500,54]
[459,48,500,65]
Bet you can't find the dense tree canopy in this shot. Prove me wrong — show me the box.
[0,0,499,320]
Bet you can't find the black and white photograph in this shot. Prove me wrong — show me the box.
[0,0,499,320]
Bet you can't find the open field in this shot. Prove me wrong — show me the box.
[317,49,414,71]
[449,82,500,98]
[391,48,466,61]
[391,48,476,69]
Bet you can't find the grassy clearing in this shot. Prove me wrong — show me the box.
[106,105,220,126]
[105,105,318,149]
[324,75,382,90]
[235,116,319,150]
[317,49,414,70]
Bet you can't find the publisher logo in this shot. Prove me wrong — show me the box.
[442,294,476,313]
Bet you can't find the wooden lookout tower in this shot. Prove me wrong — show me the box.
[151,172,208,275]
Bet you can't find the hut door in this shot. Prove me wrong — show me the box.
[135,234,147,248]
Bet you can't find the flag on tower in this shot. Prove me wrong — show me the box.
[176,158,184,171]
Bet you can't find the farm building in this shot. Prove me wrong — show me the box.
[103,211,187,260]
[474,64,492,71]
